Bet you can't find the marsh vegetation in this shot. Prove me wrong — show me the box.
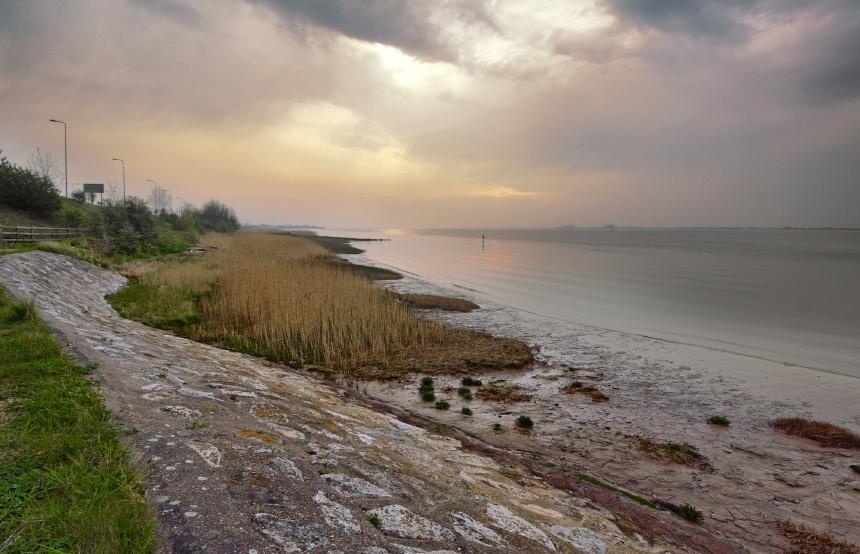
[109,232,531,378]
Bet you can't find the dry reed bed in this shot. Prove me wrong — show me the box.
[137,232,531,376]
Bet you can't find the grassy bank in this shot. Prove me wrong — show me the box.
[0,291,155,552]
[109,232,531,377]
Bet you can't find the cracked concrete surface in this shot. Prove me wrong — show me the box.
[0,252,681,553]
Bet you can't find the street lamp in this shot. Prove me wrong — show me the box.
[112,158,126,201]
[48,119,68,197]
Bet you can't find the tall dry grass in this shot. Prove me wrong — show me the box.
[195,233,447,371]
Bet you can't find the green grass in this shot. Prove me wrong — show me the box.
[0,290,155,553]
[107,277,201,335]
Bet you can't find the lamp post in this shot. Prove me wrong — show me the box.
[48,119,68,197]
[112,158,126,201]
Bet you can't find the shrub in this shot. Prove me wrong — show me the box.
[434,400,450,410]
[461,376,482,386]
[198,200,239,232]
[515,415,534,429]
[420,389,435,402]
[492,423,503,433]
[0,154,61,216]
[457,387,473,400]
[707,415,730,426]
[461,406,473,416]
[367,514,381,528]
[420,376,434,388]
[677,504,703,523]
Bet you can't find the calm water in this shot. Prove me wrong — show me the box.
[328,228,860,378]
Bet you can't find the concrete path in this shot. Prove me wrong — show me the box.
[0,252,678,554]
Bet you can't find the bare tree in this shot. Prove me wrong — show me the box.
[106,181,119,202]
[148,185,171,214]
[27,147,63,190]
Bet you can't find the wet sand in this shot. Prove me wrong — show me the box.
[345,253,860,552]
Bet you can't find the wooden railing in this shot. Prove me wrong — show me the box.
[0,225,81,243]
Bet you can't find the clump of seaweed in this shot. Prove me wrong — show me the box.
[778,520,860,554]
[770,418,860,449]
[629,435,713,471]
[476,382,531,403]
[562,381,609,402]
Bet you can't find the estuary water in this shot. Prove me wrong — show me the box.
[327,228,860,378]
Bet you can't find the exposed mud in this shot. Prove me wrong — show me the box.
[346,253,860,553]
[0,251,697,553]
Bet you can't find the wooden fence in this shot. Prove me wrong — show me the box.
[0,225,81,243]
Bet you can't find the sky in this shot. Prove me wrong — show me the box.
[1,0,859,228]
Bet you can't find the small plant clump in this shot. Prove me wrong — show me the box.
[492,423,503,433]
[457,386,473,400]
[770,418,860,449]
[629,435,713,471]
[476,382,532,403]
[367,514,381,528]
[461,406,473,416]
[778,520,860,554]
[707,415,730,426]
[677,504,703,523]
[515,415,534,430]
[562,381,609,402]
[419,376,435,401]
[850,464,860,474]
[434,400,450,410]
[461,376,483,386]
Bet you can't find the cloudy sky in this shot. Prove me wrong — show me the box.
[1,0,858,227]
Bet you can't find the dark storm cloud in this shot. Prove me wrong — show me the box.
[606,0,760,38]
[796,10,860,104]
[253,0,490,62]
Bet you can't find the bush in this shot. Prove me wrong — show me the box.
[677,504,703,523]
[457,387,473,400]
[198,200,239,232]
[461,406,473,416]
[461,376,482,386]
[420,389,435,402]
[707,415,730,426]
[0,154,61,216]
[515,415,534,429]
[421,376,434,388]
[434,400,450,410]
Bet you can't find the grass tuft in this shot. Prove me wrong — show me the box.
[707,415,730,426]
[770,418,860,449]
[457,386,473,400]
[433,400,450,410]
[367,514,382,528]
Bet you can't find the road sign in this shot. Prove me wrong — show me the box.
[83,183,104,194]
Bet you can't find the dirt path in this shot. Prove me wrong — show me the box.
[0,251,690,554]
